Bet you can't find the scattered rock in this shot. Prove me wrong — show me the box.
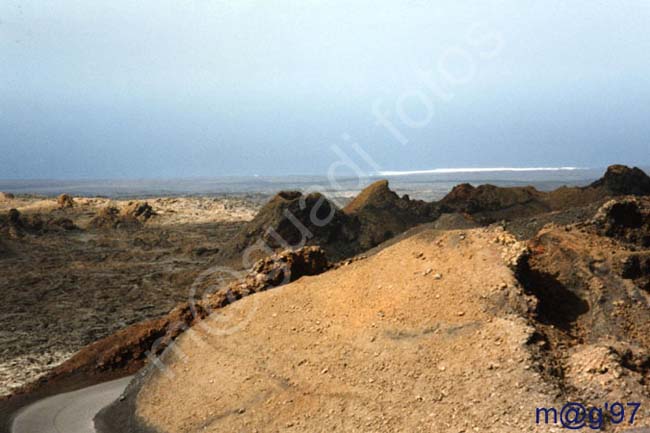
[192,246,220,257]
[46,217,78,231]
[57,194,75,209]
[123,201,156,221]
[0,208,78,237]
[88,206,141,230]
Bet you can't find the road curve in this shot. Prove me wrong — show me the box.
[11,376,133,433]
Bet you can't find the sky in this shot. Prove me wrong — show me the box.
[1,0,649,179]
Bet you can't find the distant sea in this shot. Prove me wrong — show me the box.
[0,167,644,203]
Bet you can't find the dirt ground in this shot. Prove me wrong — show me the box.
[0,195,258,396]
[130,227,578,433]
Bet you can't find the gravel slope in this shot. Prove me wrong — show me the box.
[119,227,567,433]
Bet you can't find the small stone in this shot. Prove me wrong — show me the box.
[433,273,442,280]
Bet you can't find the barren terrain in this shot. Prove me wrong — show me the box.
[132,227,560,433]
[4,165,650,433]
[0,195,258,396]
[106,197,650,432]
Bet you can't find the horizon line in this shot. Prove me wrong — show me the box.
[377,167,585,176]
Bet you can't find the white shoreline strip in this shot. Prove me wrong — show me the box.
[378,167,583,176]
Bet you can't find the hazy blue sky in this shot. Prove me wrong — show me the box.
[1,0,649,179]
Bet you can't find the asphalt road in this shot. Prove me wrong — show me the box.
[11,376,133,433]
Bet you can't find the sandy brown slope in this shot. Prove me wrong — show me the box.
[125,227,568,433]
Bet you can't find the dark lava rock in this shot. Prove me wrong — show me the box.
[46,217,78,231]
[222,166,650,266]
[343,179,439,249]
[0,208,77,237]
[591,197,650,247]
[57,194,75,209]
[123,201,156,221]
[438,165,650,226]
[439,183,550,223]
[589,164,650,196]
[192,246,220,257]
[222,180,441,266]
[88,202,155,231]
[7,209,21,225]
[619,253,650,282]
[440,184,546,213]
[220,190,359,265]
[89,207,141,230]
